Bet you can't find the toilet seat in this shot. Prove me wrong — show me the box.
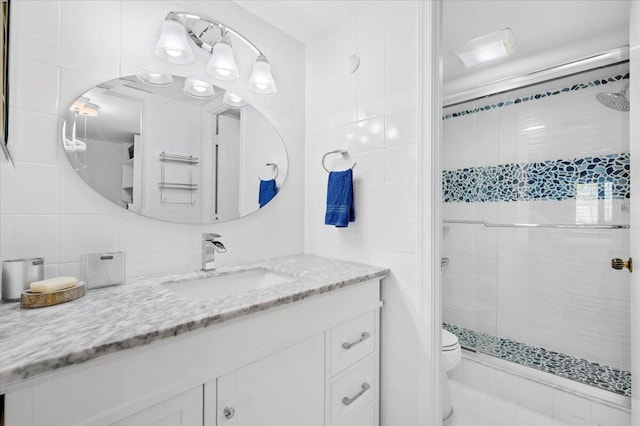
[441,329,460,351]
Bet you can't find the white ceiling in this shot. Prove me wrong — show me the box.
[232,0,377,44]
[233,0,630,92]
[442,0,630,89]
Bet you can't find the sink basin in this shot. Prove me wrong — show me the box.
[162,269,295,300]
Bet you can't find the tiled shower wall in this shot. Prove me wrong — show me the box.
[442,64,631,372]
[304,2,420,424]
[0,0,305,283]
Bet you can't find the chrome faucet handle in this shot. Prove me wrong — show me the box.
[203,233,222,241]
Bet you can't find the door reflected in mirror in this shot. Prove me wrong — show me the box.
[62,75,287,224]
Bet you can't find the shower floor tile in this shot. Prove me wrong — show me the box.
[445,380,570,426]
[443,322,632,397]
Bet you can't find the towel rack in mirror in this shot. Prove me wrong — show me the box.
[322,149,357,173]
[258,162,278,180]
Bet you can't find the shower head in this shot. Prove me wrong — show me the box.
[596,83,630,112]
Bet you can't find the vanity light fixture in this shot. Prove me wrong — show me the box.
[223,91,248,109]
[154,19,195,64]
[455,28,517,68]
[248,54,277,95]
[78,103,99,117]
[70,97,90,112]
[137,73,174,87]
[183,78,215,99]
[206,33,240,81]
[155,12,277,95]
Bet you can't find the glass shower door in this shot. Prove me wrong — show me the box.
[442,62,631,397]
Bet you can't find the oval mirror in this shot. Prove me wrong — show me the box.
[62,75,287,224]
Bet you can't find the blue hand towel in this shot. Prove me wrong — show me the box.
[325,169,355,227]
[259,179,278,208]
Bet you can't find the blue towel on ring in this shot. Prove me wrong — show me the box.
[325,169,355,227]
[259,179,278,208]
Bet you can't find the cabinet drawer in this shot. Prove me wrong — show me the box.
[345,402,375,426]
[330,311,375,376]
[331,357,375,426]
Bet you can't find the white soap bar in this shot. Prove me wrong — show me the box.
[29,277,78,293]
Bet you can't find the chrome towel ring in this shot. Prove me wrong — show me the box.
[259,162,278,180]
[322,149,357,173]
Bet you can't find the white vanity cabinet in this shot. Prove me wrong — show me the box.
[212,334,325,426]
[110,386,203,426]
[4,279,381,426]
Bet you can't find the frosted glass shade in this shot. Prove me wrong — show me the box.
[137,73,174,87]
[79,104,99,117]
[248,57,277,96]
[183,78,215,99]
[206,39,240,81]
[223,91,248,108]
[155,20,194,64]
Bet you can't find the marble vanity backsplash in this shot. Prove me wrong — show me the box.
[0,255,388,390]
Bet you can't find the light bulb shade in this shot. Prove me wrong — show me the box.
[137,73,174,86]
[155,20,194,64]
[183,78,215,99]
[223,91,248,109]
[79,104,99,117]
[70,97,89,112]
[248,56,277,96]
[206,38,240,81]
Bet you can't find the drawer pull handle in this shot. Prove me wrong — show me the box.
[342,382,370,406]
[342,332,370,350]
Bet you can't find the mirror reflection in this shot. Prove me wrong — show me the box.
[62,75,287,224]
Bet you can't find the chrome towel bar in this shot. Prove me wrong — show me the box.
[443,220,629,229]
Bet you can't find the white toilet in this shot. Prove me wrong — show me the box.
[441,328,462,420]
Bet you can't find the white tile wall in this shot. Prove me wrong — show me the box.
[304,2,420,425]
[1,0,305,285]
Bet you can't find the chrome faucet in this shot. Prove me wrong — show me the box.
[202,233,226,271]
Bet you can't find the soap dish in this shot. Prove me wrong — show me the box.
[20,282,86,309]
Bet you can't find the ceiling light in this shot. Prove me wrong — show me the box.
[183,78,215,99]
[70,97,90,112]
[248,54,277,95]
[455,28,516,68]
[137,73,174,87]
[206,33,240,81]
[155,19,195,64]
[154,12,277,97]
[223,91,248,108]
[78,103,99,117]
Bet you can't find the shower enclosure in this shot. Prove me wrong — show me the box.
[441,60,631,398]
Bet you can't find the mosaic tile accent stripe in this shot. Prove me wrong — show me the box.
[443,73,629,120]
[443,152,630,203]
[443,322,632,397]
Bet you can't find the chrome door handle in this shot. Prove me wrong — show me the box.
[342,382,370,406]
[342,332,370,350]
[223,406,235,419]
[611,258,633,272]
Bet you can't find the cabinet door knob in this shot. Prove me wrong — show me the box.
[223,406,235,419]
[611,258,633,272]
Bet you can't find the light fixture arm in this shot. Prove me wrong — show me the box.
[165,11,264,58]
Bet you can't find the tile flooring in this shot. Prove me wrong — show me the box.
[444,380,571,426]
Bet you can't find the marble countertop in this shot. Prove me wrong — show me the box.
[0,254,388,391]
